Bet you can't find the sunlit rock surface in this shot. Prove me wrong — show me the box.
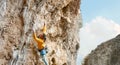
[0,0,82,65]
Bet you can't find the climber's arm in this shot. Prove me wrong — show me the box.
[33,32,44,43]
[42,23,46,34]
[33,32,38,41]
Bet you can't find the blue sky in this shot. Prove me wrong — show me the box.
[81,0,120,24]
[77,0,120,65]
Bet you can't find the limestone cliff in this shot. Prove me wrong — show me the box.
[83,34,120,65]
[0,0,81,65]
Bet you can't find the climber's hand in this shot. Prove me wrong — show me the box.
[33,29,35,33]
[44,23,46,26]
[33,28,35,32]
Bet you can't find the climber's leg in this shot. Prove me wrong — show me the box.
[42,55,49,65]
[39,49,49,65]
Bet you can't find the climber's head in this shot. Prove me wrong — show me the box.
[38,33,46,41]
[38,34,43,39]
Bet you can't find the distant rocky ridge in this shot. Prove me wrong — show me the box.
[83,34,120,65]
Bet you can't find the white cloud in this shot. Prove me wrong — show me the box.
[77,16,120,65]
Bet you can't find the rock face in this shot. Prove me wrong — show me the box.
[83,34,120,65]
[0,0,81,65]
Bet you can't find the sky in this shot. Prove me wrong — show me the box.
[77,0,120,65]
[81,0,120,24]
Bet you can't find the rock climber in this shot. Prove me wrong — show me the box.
[33,23,49,65]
